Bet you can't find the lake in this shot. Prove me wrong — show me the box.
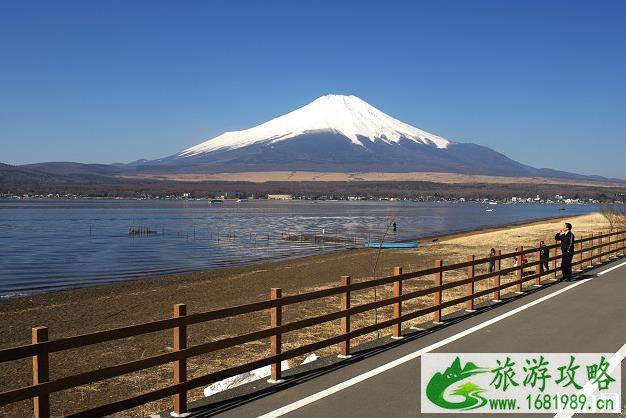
[0,199,596,297]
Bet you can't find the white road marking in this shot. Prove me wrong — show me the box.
[596,260,626,276]
[554,339,626,418]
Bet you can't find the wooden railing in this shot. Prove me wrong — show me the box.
[1,230,625,417]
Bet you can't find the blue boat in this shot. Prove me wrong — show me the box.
[362,241,419,249]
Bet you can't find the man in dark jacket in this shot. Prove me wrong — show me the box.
[555,222,575,281]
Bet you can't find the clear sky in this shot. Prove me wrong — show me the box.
[1,1,625,178]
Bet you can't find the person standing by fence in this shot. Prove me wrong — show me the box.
[489,248,496,272]
[539,240,550,273]
[555,222,575,281]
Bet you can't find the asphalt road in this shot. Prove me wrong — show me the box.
[184,257,626,418]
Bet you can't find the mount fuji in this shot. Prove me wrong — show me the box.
[128,94,600,180]
[180,94,451,155]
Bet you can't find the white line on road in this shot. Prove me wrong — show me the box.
[554,339,626,418]
[596,260,626,276]
[257,270,618,417]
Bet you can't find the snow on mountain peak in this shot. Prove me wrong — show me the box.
[178,94,451,157]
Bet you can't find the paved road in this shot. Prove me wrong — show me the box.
[186,257,626,418]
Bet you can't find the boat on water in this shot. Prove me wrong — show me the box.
[485,209,493,212]
[362,241,419,249]
[488,201,498,205]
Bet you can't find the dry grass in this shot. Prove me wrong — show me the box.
[118,171,626,187]
[0,213,613,417]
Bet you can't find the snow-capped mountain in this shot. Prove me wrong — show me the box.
[178,94,450,157]
[135,94,592,179]
[7,94,623,187]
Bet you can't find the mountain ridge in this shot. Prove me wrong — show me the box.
[129,94,614,181]
[3,95,624,184]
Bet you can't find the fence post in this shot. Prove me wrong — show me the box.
[587,234,593,267]
[535,243,542,286]
[610,233,619,258]
[339,276,351,358]
[493,250,502,302]
[611,233,619,258]
[434,260,444,323]
[578,235,584,269]
[269,288,283,383]
[172,304,188,416]
[553,242,558,280]
[466,255,475,312]
[516,246,524,293]
[392,267,403,339]
[583,238,589,268]
[591,233,596,265]
[599,235,603,263]
[32,326,50,418]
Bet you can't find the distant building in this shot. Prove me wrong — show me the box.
[267,194,293,200]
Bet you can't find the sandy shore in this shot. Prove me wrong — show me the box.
[0,212,610,417]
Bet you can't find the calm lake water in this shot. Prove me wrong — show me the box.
[0,199,596,297]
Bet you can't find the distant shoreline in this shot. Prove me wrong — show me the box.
[3,173,624,201]
[118,170,626,187]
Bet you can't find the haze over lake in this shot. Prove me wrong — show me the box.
[0,199,596,297]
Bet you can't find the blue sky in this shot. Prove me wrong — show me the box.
[1,1,625,178]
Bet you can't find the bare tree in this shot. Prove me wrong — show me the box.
[600,202,626,231]
[617,203,626,231]
[600,203,617,231]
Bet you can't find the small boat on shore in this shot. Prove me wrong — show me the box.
[362,241,419,249]
[210,199,224,204]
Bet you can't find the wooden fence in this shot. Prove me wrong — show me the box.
[1,230,625,417]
